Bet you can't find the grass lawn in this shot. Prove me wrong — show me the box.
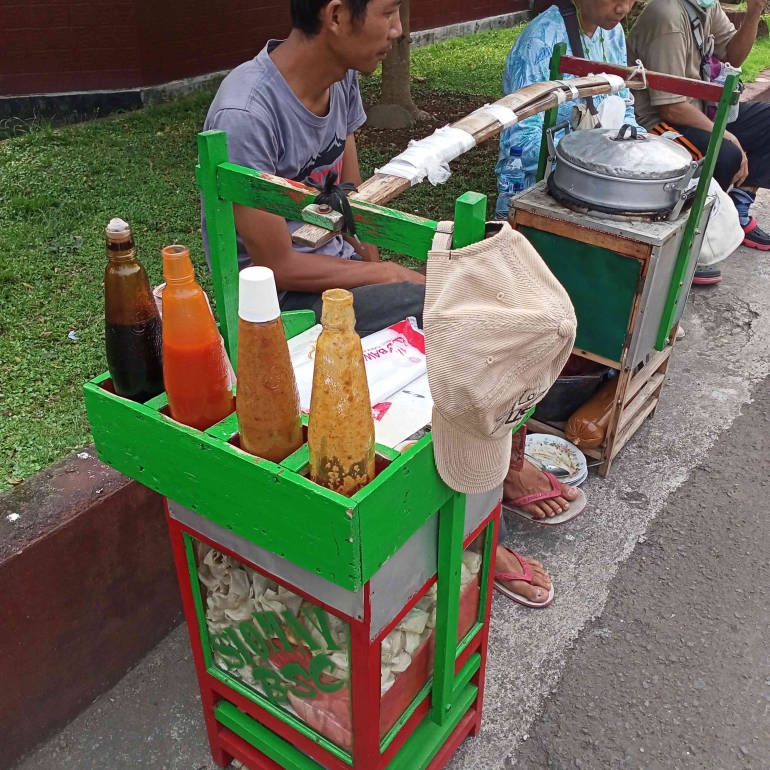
[743,29,770,82]
[1,21,768,489]
[0,29,520,489]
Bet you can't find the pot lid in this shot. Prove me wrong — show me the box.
[557,125,694,180]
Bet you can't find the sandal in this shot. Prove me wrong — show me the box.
[494,546,554,609]
[503,471,587,526]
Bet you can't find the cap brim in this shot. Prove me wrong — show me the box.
[431,407,512,495]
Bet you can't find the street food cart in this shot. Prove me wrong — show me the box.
[290,60,738,478]
[82,58,738,768]
[514,51,740,475]
[83,135,526,769]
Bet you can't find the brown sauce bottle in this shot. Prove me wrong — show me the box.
[103,218,164,402]
[235,267,303,462]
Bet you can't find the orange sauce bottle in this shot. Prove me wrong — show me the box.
[161,245,234,431]
[235,267,303,462]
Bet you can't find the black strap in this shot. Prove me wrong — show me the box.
[305,169,359,238]
[557,0,598,115]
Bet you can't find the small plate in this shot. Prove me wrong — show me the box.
[525,433,588,486]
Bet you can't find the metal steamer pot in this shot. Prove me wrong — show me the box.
[546,123,702,221]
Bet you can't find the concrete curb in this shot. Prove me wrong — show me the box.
[0,449,183,770]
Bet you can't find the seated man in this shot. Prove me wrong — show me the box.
[497,0,640,201]
[202,0,425,337]
[202,0,578,607]
[628,0,770,278]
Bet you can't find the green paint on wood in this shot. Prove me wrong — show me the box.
[537,43,567,183]
[197,131,240,365]
[431,492,466,726]
[518,226,640,363]
[455,622,483,661]
[655,72,740,350]
[386,683,478,770]
[204,412,239,443]
[475,520,496,625]
[452,192,487,249]
[380,680,433,753]
[215,699,328,770]
[453,652,480,702]
[84,371,458,592]
[279,444,310,474]
[83,381,361,589]
[281,309,317,340]
[355,434,453,584]
[184,533,215,670]
[210,667,353,764]
[215,160,439,261]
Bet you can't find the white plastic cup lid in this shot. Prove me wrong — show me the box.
[239,266,280,323]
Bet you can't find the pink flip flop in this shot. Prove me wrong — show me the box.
[494,546,554,609]
[503,471,587,525]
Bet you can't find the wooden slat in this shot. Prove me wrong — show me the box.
[572,348,623,370]
[558,55,726,103]
[612,398,658,459]
[292,76,641,250]
[216,163,439,260]
[623,347,672,405]
[524,418,604,461]
[619,373,665,433]
[514,210,651,261]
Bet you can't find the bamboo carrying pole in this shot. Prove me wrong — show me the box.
[292,75,644,249]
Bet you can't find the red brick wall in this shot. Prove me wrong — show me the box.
[0,0,528,97]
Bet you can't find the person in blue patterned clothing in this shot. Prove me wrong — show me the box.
[497,0,641,199]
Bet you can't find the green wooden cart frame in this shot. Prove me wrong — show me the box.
[83,129,533,769]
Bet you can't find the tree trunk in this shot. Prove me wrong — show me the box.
[366,0,429,129]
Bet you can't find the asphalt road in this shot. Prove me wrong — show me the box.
[513,375,770,770]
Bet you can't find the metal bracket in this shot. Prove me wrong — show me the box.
[544,121,571,183]
[300,203,344,233]
[666,159,702,222]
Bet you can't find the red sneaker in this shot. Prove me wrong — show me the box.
[743,218,770,251]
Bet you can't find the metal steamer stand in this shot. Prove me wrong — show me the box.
[512,50,741,476]
[83,134,523,770]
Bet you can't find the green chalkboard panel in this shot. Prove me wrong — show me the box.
[519,226,641,363]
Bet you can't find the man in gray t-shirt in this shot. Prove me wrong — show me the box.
[201,0,425,336]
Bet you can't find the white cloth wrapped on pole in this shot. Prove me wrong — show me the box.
[376,125,477,185]
[470,103,520,129]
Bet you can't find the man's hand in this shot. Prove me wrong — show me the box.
[383,261,426,285]
[725,131,749,187]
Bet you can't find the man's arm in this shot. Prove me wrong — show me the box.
[726,0,762,66]
[233,204,423,293]
[340,134,380,263]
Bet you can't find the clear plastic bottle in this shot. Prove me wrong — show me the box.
[161,245,235,431]
[495,145,525,220]
[103,218,164,402]
[236,267,303,462]
[308,289,375,497]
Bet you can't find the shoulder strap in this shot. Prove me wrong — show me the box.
[678,0,706,57]
[557,0,598,115]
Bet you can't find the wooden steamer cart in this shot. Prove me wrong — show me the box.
[289,60,740,478]
[83,132,524,770]
[514,51,741,475]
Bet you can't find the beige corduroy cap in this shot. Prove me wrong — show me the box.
[424,221,577,495]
